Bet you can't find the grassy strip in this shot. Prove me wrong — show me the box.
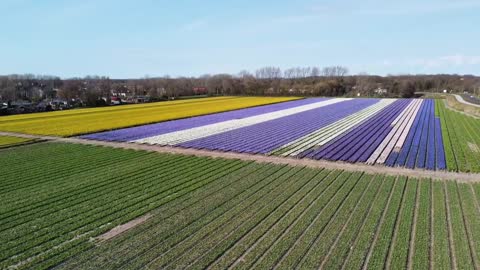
[0,135,33,147]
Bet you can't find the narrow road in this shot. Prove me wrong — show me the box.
[1,131,479,182]
[453,94,480,108]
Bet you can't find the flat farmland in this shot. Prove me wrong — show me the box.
[1,142,479,269]
[83,97,480,172]
[0,96,299,137]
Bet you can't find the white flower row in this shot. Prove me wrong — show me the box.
[275,99,397,157]
[133,98,351,145]
[366,99,423,165]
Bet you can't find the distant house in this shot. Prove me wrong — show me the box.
[374,87,388,95]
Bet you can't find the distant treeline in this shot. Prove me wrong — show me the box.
[1,67,479,105]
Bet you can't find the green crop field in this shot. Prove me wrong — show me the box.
[437,100,480,172]
[1,142,479,269]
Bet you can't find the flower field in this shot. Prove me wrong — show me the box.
[82,97,469,171]
[1,143,479,269]
[0,96,299,137]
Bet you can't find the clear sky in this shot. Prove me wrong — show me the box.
[1,0,479,78]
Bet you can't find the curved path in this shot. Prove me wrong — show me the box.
[1,131,479,182]
[454,94,480,108]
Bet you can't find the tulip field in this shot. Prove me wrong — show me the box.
[0,96,298,136]
[81,97,480,172]
[1,142,479,270]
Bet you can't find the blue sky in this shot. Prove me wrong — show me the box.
[0,0,479,78]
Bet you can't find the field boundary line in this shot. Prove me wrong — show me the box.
[1,131,479,182]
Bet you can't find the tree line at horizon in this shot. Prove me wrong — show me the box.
[1,66,479,106]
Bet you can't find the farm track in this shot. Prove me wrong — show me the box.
[1,130,479,182]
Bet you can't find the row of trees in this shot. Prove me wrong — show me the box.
[1,67,480,106]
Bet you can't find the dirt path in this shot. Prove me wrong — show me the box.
[1,131,479,182]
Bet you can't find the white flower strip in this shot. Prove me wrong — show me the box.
[133,98,351,145]
[366,99,423,165]
[375,99,423,164]
[274,99,397,157]
[393,99,424,152]
[366,99,420,164]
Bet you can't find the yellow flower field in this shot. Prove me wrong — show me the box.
[0,96,300,137]
[0,136,33,148]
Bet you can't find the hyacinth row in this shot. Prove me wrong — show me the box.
[82,98,446,171]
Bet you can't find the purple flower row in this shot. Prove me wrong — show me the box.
[386,99,446,170]
[300,99,412,162]
[80,98,328,142]
[178,99,380,154]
